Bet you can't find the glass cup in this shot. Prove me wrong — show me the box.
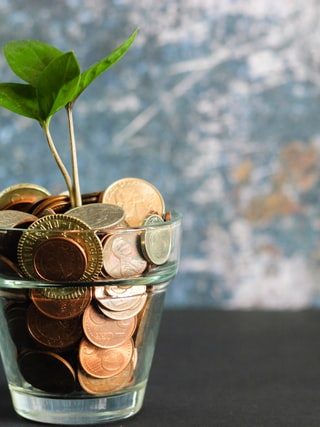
[0,212,181,424]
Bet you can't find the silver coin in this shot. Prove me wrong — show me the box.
[141,214,172,265]
[66,203,124,231]
[0,210,38,229]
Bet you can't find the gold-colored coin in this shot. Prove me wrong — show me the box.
[66,203,124,230]
[141,214,172,265]
[100,178,165,227]
[0,183,50,210]
[42,287,87,300]
[17,214,103,281]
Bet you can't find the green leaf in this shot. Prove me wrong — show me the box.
[3,40,63,86]
[0,83,40,119]
[37,51,81,120]
[72,29,138,102]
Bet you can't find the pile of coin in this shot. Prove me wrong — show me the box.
[5,284,149,395]
[0,177,173,395]
[0,177,173,282]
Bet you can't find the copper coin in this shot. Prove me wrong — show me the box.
[94,286,144,311]
[102,233,147,279]
[2,198,37,212]
[100,178,165,227]
[164,211,172,222]
[0,183,50,211]
[96,296,139,313]
[47,200,71,214]
[28,196,51,214]
[78,362,133,395]
[27,304,83,351]
[135,294,152,348]
[127,349,138,386]
[39,195,71,214]
[28,196,56,217]
[132,348,138,370]
[18,350,76,393]
[98,295,147,320]
[38,208,56,217]
[98,222,129,247]
[33,236,87,281]
[82,304,136,348]
[32,195,69,217]
[105,285,146,298]
[79,338,133,379]
[30,287,92,320]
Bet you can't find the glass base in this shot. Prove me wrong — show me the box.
[9,382,146,425]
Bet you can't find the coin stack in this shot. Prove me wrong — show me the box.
[0,177,172,395]
[5,284,149,394]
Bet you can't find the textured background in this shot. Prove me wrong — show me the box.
[0,0,320,308]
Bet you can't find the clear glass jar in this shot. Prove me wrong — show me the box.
[0,212,181,424]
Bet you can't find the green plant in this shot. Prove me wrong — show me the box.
[0,30,138,207]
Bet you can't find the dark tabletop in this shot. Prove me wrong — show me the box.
[1,309,320,426]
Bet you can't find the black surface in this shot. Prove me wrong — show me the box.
[1,310,320,426]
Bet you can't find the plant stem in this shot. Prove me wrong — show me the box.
[66,104,82,207]
[42,121,74,205]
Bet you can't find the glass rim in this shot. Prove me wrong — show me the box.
[0,210,182,234]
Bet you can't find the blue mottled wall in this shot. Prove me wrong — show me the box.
[0,0,320,308]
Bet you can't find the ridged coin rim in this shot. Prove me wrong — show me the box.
[17,214,103,281]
